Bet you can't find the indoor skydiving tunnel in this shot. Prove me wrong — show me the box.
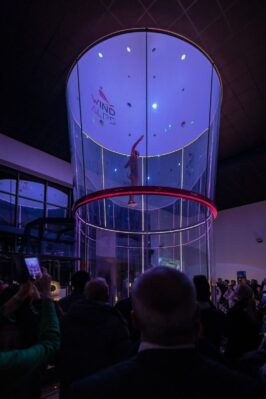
[67,28,221,302]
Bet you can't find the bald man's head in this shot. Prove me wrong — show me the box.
[132,267,199,345]
[85,278,109,302]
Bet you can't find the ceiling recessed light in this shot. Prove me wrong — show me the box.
[181,54,186,60]
[178,162,181,166]
[114,168,118,172]
[152,103,158,110]
[98,52,103,58]
[168,124,172,128]
[190,120,194,125]
[126,46,131,53]
[147,176,151,180]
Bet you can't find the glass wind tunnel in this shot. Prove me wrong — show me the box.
[67,29,221,301]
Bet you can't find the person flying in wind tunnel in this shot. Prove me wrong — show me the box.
[124,134,144,207]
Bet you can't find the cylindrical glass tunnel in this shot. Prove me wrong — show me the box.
[67,29,221,301]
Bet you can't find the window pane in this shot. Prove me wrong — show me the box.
[0,179,17,194]
[0,193,16,225]
[19,179,44,201]
[47,205,68,218]
[47,185,68,207]
[18,198,44,227]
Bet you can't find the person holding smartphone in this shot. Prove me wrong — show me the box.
[0,269,60,399]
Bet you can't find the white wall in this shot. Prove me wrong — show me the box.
[214,200,266,282]
[0,133,73,187]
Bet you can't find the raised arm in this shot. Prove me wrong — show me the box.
[124,159,130,169]
[0,271,60,374]
[131,135,144,156]
[0,281,33,325]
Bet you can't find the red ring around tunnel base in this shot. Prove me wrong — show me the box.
[73,186,217,219]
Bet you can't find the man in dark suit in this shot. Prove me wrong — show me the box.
[67,267,264,399]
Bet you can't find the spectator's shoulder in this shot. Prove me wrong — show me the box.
[198,356,264,398]
[68,357,137,398]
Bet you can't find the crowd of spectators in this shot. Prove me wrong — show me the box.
[0,269,266,398]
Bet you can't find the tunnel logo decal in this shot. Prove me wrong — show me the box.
[91,87,116,126]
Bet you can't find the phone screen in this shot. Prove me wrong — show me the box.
[24,257,42,279]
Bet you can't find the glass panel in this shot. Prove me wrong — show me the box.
[83,136,102,193]
[0,179,17,194]
[19,179,44,201]
[47,205,68,218]
[67,64,86,201]
[47,185,68,207]
[103,148,133,190]
[207,67,221,200]
[146,150,182,188]
[183,131,208,194]
[0,166,17,193]
[18,198,44,227]
[0,193,16,225]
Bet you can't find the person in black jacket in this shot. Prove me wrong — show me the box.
[58,270,90,314]
[67,267,264,399]
[193,275,225,350]
[59,277,131,397]
[225,284,261,360]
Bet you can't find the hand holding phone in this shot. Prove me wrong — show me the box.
[24,257,42,280]
[34,269,52,299]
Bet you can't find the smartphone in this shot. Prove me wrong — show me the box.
[24,257,42,280]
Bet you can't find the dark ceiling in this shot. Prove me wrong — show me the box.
[1,0,266,210]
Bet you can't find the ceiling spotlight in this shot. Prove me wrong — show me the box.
[147,176,151,180]
[114,168,118,172]
[168,124,172,128]
[152,102,158,110]
[178,162,181,166]
[126,46,131,53]
[181,54,186,60]
[190,120,194,125]
[98,52,103,58]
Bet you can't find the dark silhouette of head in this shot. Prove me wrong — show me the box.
[236,284,254,302]
[134,150,139,157]
[71,271,90,292]
[85,277,109,302]
[193,275,211,302]
[131,266,199,346]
